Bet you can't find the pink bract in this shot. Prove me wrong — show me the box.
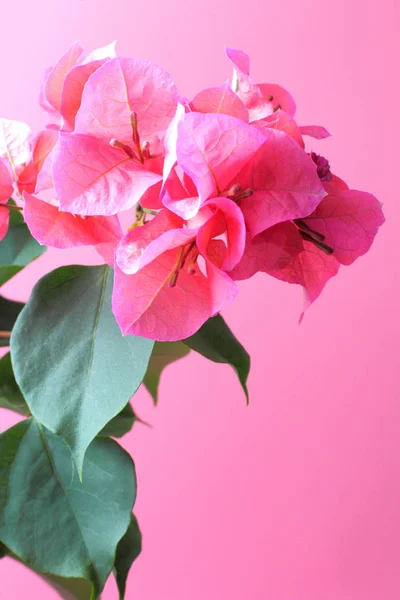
[175,112,266,208]
[113,198,245,340]
[74,57,178,144]
[53,132,162,216]
[190,83,249,122]
[23,192,122,266]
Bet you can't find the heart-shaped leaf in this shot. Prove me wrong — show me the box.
[143,341,190,404]
[0,419,136,595]
[114,514,142,600]
[0,204,46,286]
[11,265,154,473]
[184,314,250,402]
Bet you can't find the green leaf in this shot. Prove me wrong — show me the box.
[0,295,24,347]
[184,314,250,402]
[0,352,29,415]
[0,295,24,330]
[40,574,95,600]
[0,419,136,594]
[1,537,97,599]
[114,515,142,600]
[11,265,154,473]
[0,204,46,286]
[99,403,137,438]
[143,342,190,404]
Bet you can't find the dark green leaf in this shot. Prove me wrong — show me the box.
[41,574,95,600]
[0,419,136,594]
[0,352,29,415]
[0,295,24,330]
[99,403,137,438]
[143,342,190,404]
[184,314,250,402]
[1,539,96,599]
[11,265,154,473]
[0,205,46,286]
[114,515,142,600]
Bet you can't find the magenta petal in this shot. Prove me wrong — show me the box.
[237,129,325,237]
[253,110,304,148]
[116,210,196,275]
[230,226,290,281]
[202,197,246,270]
[44,42,83,112]
[305,189,385,265]
[176,112,266,203]
[75,57,178,143]
[0,158,14,202]
[257,83,296,118]
[112,259,211,342]
[299,125,331,139]
[205,261,238,316]
[60,59,108,130]
[225,47,250,76]
[162,103,185,187]
[191,83,249,122]
[23,192,122,251]
[53,133,162,215]
[35,147,56,193]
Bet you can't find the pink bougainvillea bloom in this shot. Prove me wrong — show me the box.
[60,59,110,131]
[23,192,122,265]
[225,47,296,120]
[175,112,266,209]
[51,56,178,216]
[190,83,249,122]
[231,177,385,316]
[234,129,326,237]
[252,110,304,148]
[53,132,162,216]
[18,129,58,193]
[74,57,178,144]
[113,198,245,341]
[42,42,84,114]
[40,41,117,122]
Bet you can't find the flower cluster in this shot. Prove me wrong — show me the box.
[0,42,385,341]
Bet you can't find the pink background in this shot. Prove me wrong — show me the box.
[0,0,399,598]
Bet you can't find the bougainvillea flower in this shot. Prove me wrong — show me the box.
[231,178,385,316]
[74,57,178,144]
[252,110,304,148]
[225,47,296,120]
[190,83,249,122]
[40,41,117,124]
[23,191,122,265]
[174,112,324,234]
[18,129,58,193]
[113,198,245,341]
[50,56,179,216]
[53,132,162,216]
[175,112,266,210]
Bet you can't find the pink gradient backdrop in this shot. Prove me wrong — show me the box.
[0,1,399,598]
